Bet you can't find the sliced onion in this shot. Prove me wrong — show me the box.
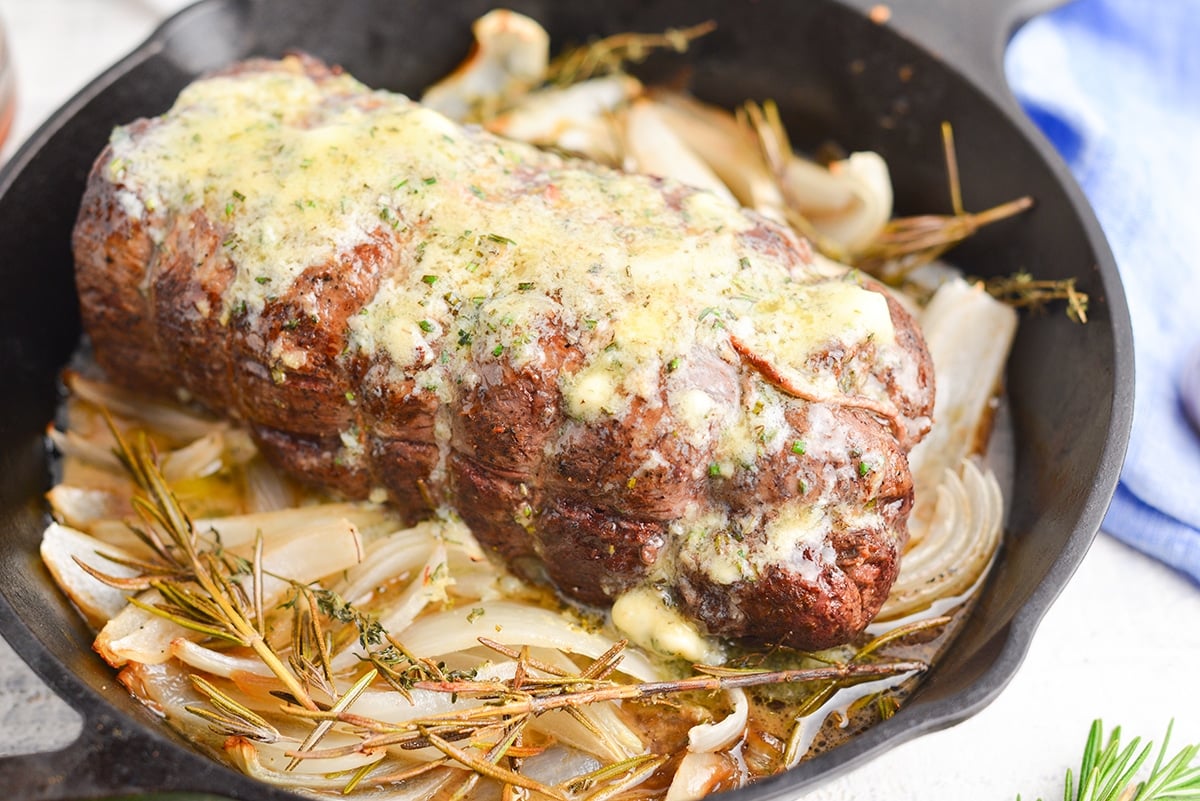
[665,752,740,801]
[784,669,919,767]
[46,427,122,472]
[193,502,393,551]
[419,9,549,122]
[621,97,737,203]
[225,737,385,788]
[242,457,295,513]
[805,151,893,253]
[64,371,224,443]
[907,277,1017,545]
[487,75,639,165]
[160,433,226,482]
[396,601,661,681]
[647,90,786,220]
[332,542,449,672]
[877,458,1003,622]
[519,747,604,786]
[118,659,209,724]
[97,519,364,666]
[523,648,646,762]
[39,522,143,624]
[170,638,273,678]
[334,522,444,604]
[687,688,748,753]
[45,485,131,530]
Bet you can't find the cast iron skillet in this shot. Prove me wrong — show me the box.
[0,0,1133,797]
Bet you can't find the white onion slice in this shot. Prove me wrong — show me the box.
[907,277,1017,544]
[665,752,740,801]
[878,459,1002,621]
[487,75,639,165]
[648,90,786,220]
[45,427,122,472]
[784,669,920,767]
[420,9,549,122]
[524,648,646,762]
[804,152,893,253]
[332,542,449,672]
[64,372,224,442]
[193,502,393,551]
[687,688,748,753]
[225,737,385,788]
[39,523,143,624]
[170,638,273,678]
[45,485,130,530]
[241,457,295,513]
[621,97,737,202]
[96,519,363,666]
[160,433,226,482]
[396,601,661,681]
[334,522,444,604]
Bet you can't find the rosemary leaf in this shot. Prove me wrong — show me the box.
[1023,720,1200,801]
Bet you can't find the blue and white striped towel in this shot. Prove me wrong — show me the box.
[1006,0,1200,584]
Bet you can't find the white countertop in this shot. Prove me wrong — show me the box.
[1,1,1197,798]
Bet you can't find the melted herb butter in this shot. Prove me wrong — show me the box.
[110,61,899,458]
[610,585,722,662]
[755,504,841,583]
[674,498,881,588]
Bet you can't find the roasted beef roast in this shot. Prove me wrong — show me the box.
[73,56,934,651]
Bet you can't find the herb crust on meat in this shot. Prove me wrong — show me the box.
[73,54,934,651]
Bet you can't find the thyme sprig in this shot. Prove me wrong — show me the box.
[983,271,1089,323]
[1022,720,1200,801]
[546,21,717,86]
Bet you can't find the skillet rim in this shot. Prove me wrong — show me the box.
[0,0,1134,797]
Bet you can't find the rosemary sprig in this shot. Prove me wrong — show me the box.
[282,639,924,758]
[852,122,1035,281]
[1022,719,1200,801]
[102,416,320,713]
[89,416,931,795]
[780,617,948,765]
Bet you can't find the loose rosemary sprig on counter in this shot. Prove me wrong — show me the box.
[1021,720,1200,801]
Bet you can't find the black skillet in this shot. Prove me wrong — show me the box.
[0,0,1133,797]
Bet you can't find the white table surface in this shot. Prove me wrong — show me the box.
[1,1,1197,798]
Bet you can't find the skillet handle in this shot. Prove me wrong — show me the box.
[839,0,1067,105]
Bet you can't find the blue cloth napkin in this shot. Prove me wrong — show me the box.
[1006,0,1200,585]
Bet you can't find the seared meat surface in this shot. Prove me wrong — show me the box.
[73,56,934,651]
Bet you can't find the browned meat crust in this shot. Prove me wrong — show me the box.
[72,55,934,651]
